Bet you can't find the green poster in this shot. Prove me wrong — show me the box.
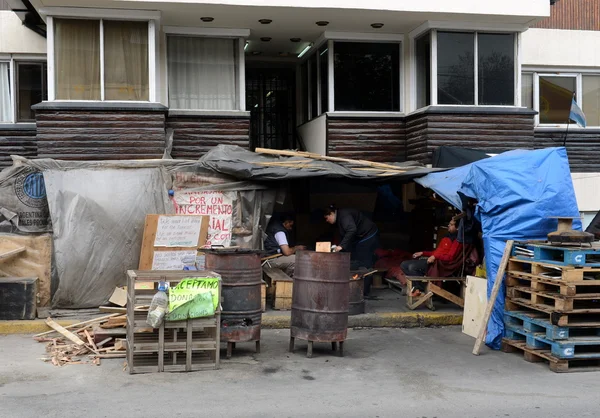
[166,277,220,321]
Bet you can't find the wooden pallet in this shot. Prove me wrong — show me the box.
[504,322,600,359]
[126,270,221,374]
[506,286,600,312]
[502,338,600,373]
[505,298,600,327]
[508,258,600,283]
[507,272,600,297]
[512,243,600,267]
[504,310,600,340]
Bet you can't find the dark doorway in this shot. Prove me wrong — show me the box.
[246,66,296,150]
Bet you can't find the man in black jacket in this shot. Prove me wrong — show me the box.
[324,206,379,294]
[263,213,305,276]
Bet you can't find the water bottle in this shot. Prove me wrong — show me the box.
[146,281,168,328]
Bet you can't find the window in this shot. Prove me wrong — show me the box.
[416,30,516,109]
[334,42,400,111]
[583,75,600,127]
[167,36,237,110]
[521,73,533,109]
[309,55,318,118]
[438,32,474,105]
[0,60,48,123]
[539,75,575,124]
[478,33,514,105]
[415,33,431,108]
[54,18,149,101]
[17,62,47,121]
[521,72,600,127]
[300,61,308,123]
[0,62,10,122]
[319,45,328,113]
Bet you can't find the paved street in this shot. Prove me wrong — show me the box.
[1,327,598,418]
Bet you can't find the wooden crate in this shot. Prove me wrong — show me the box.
[126,270,221,374]
[273,279,293,310]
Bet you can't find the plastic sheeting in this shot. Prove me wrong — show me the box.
[198,144,439,181]
[13,157,278,308]
[416,147,581,349]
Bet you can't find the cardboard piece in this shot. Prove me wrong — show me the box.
[108,287,127,307]
[315,242,331,253]
[462,275,488,339]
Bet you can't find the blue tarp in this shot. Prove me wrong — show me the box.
[415,147,581,349]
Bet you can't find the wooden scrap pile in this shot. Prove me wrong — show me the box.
[33,313,133,367]
[254,148,409,176]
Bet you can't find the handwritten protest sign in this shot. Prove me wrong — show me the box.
[173,191,233,247]
[154,215,203,247]
[151,250,197,270]
[166,277,220,321]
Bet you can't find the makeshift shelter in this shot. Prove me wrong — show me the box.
[416,147,581,349]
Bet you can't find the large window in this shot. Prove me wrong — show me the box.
[309,55,318,118]
[416,30,516,109]
[167,36,237,110]
[0,60,47,123]
[54,18,149,101]
[319,45,328,113]
[334,42,400,111]
[522,72,600,127]
[415,33,431,108]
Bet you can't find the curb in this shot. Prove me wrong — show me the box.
[0,320,79,335]
[0,312,463,335]
[262,311,463,329]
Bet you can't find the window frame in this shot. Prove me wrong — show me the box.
[409,25,520,111]
[42,8,160,103]
[0,55,47,125]
[524,69,600,129]
[163,26,249,112]
[298,32,403,123]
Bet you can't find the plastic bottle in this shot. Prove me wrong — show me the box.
[146,281,168,328]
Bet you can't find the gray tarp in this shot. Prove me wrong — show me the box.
[9,156,277,308]
[197,145,440,181]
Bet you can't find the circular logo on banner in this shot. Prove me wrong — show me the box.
[14,168,47,208]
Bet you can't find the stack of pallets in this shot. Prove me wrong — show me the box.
[502,242,600,372]
[126,270,221,374]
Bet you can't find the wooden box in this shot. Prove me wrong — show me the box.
[126,270,221,374]
[0,277,38,320]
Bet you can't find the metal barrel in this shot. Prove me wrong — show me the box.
[348,277,365,315]
[291,251,350,342]
[205,251,262,343]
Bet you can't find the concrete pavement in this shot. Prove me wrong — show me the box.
[1,327,598,418]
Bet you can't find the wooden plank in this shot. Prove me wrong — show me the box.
[108,287,127,307]
[473,240,514,355]
[262,266,293,283]
[315,242,331,253]
[34,313,120,337]
[45,318,86,346]
[428,283,464,308]
[462,275,487,339]
[0,247,26,261]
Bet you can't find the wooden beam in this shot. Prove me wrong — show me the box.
[254,148,407,172]
[34,313,121,338]
[0,247,26,261]
[472,240,514,355]
[428,283,464,308]
[45,318,85,346]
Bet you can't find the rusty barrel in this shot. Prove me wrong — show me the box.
[291,251,350,342]
[205,250,262,343]
[348,276,365,315]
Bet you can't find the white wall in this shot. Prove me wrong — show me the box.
[297,114,326,155]
[117,0,549,17]
[572,173,600,212]
[0,11,46,54]
[522,28,600,68]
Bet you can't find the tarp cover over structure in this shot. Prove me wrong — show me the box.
[198,145,439,181]
[416,147,581,349]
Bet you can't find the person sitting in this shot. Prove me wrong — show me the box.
[401,219,462,296]
[263,213,305,276]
